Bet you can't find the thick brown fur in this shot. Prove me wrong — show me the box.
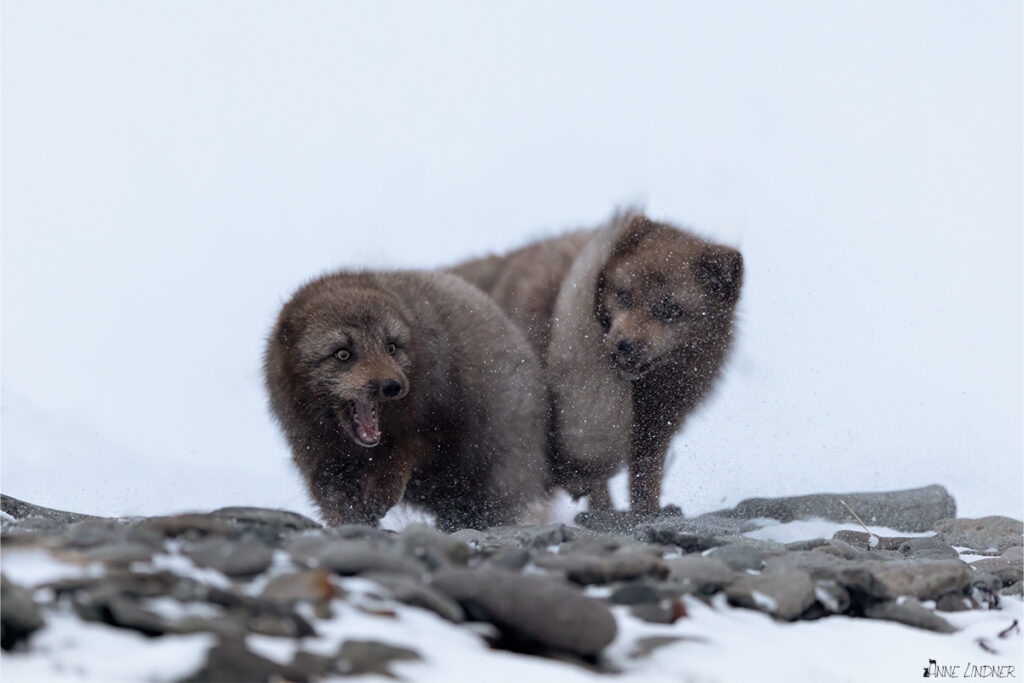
[452,211,743,517]
[264,270,548,531]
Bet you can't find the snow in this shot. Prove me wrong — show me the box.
[1,1,1020,524]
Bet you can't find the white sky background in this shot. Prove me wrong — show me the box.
[2,1,1021,520]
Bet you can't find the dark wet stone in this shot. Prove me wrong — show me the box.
[837,560,972,601]
[935,592,972,612]
[185,535,274,578]
[726,570,816,620]
[83,542,156,566]
[664,556,736,594]
[785,538,829,552]
[764,550,856,582]
[290,538,425,578]
[932,516,1023,553]
[897,537,959,560]
[431,568,616,656]
[533,549,667,586]
[707,544,766,571]
[260,570,338,604]
[363,571,464,623]
[813,579,850,614]
[515,523,579,549]
[714,485,956,533]
[1,494,103,524]
[486,546,531,571]
[397,523,470,568]
[629,599,688,625]
[1,575,45,651]
[864,598,957,633]
[969,572,1002,610]
[182,638,309,682]
[208,507,321,532]
[610,581,661,605]
[970,557,1023,587]
[336,639,421,677]
[132,514,234,539]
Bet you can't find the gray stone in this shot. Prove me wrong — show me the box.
[397,524,470,567]
[63,519,134,549]
[260,570,339,604]
[515,523,579,549]
[764,550,852,580]
[785,538,829,552]
[486,546,531,571]
[814,539,901,562]
[629,599,688,625]
[131,514,234,539]
[969,557,1023,587]
[1001,545,1024,562]
[837,560,973,601]
[363,572,464,623]
[185,535,274,578]
[208,507,321,532]
[896,537,959,560]
[813,579,850,614]
[935,593,973,612]
[629,635,693,659]
[533,549,667,585]
[707,544,766,571]
[83,542,156,566]
[1000,582,1022,596]
[714,485,956,533]
[336,639,421,677]
[183,638,309,682]
[1,494,102,525]
[610,581,661,605]
[288,538,425,578]
[864,598,957,633]
[997,535,1024,553]
[969,572,1002,610]
[726,570,816,620]
[431,568,617,656]
[1,575,45,651]
[664,556,736,594]
[932,516,1023,553]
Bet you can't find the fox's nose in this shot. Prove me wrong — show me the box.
[381,379,403,399]
[616,339,635,357]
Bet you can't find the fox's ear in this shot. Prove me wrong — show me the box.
[699,245,743,302]
[611,214,655,257]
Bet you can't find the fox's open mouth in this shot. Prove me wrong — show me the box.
[342,399,381,447]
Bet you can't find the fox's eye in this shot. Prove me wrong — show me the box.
[335,349,351,361]
[615,289,632,307]
[386,342,397,355]
[654,298,687,322]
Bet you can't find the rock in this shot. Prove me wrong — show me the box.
[183,638,308,682]
[897,537,959,560]
[1000,582,1022,596]
[764,551,852,580]
[515,523,579,549]
[837,560,972,601]
[486,546,531,571]
[726,570,816,620]
[208,507,321,533]
[969,572,1002,610]
[63,519,134,549]
[83,542,156,566]
[629,599,688,625]
[431,568,616,656]
[363,572,464,622]
[813,579,850,614]
[336,640,421,677]
[260,570,338,604]
[610,581,662,605]
[707,545,766,571]
[533,549,668,585]
[832,530,913,551]
[969,557,1023,587]
[629,635,691,659]
[1,575,45,650]
[185,535,274,578]
[863,598,957,633]
[714,485,956,533]
[932,516,1023,553]
[132,514,234,539]
[288,538,425,578]
[935,593,972,612]
[397,524,470,567]
[1,494,102,524]
[998,535,1024,553]
[664,556,736,594]
[814,539,901,562]
[785,539,829,552]
[1003,545,1024,562]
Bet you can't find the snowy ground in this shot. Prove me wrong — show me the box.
[3,518,1021,683]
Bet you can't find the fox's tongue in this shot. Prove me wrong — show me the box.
[352,400,380,444]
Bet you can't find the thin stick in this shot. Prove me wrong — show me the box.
[839,499,875,537]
